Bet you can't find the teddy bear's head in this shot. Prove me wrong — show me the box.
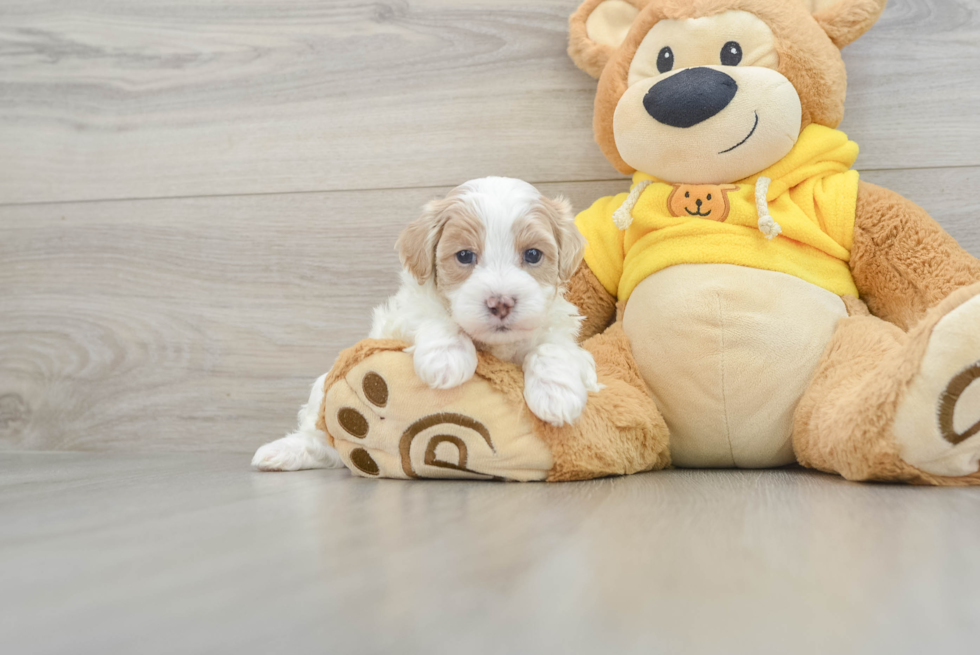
[568,0,887,184]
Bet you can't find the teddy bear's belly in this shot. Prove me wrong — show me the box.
[622,263,848,468]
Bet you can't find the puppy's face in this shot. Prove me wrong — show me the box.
[397,177,585,345]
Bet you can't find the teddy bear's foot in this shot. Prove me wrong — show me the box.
[321,349,554,481]
[894,292,980,477]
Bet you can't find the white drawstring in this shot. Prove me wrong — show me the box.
[755,176,782,240]
[612,180,652,230]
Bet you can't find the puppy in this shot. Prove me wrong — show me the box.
[253,177,599,472]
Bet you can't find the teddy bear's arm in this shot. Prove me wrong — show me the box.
[849,180,980,330]
[567,260,617,341]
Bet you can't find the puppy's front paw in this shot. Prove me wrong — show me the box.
[524,351,590,427]
[413,336,478,390]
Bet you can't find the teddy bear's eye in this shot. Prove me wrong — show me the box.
[707,194,712,201]
[721,41,742,66]
[684,191,690,198]
[657,47,674,74]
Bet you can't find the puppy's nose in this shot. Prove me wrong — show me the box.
[486,295,515,320]
[643,67,737,128]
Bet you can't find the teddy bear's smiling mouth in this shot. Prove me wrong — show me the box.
[718,111,760,154]
[685,207,712,217]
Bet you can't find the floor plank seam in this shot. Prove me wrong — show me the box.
[2,165,978,209]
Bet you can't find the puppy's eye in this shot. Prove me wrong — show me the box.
[455,250,476,265]
[657,46,674,74]
[721,41,742,66]
[523,248,543,265]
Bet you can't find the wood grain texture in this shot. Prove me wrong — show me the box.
[1,0,978,205]
[0,180,617,453]
[1,169,978,454]
[1,452,979,654]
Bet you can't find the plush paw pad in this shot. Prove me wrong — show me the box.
[323,351,553,481]
[895,294,980,477]
[937,364,980,446]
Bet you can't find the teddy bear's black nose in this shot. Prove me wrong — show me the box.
[643,67,738,128]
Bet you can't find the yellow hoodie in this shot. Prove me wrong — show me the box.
[576,124,861,302]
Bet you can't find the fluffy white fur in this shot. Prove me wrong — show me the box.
[253,177,599,472]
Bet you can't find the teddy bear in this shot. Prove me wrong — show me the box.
[314,0,980,485]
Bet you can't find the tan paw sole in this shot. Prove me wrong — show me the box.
[322,351,553,481]
[894,294,980,476]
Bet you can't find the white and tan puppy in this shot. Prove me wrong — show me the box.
[253,177,600,472]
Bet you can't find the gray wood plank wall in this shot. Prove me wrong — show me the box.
[2,0,979,453]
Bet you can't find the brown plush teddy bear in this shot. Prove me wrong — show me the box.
[315,0,980,484]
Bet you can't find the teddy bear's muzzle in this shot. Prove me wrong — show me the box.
[642,67,738,129]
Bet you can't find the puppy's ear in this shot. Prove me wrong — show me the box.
[539,195,586,283]
[397,196,456,284]
[568,0,643,78]
[807,0,887,49]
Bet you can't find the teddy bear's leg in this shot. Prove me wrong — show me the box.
[793,286,980,485]
[547,321,671,480]
[318,324,670,482]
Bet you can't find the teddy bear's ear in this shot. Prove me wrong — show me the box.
[568,0,643,78]
[806,0,888,49]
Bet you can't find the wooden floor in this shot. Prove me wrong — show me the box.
[2,1,980,651]
[2,452,979,655]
